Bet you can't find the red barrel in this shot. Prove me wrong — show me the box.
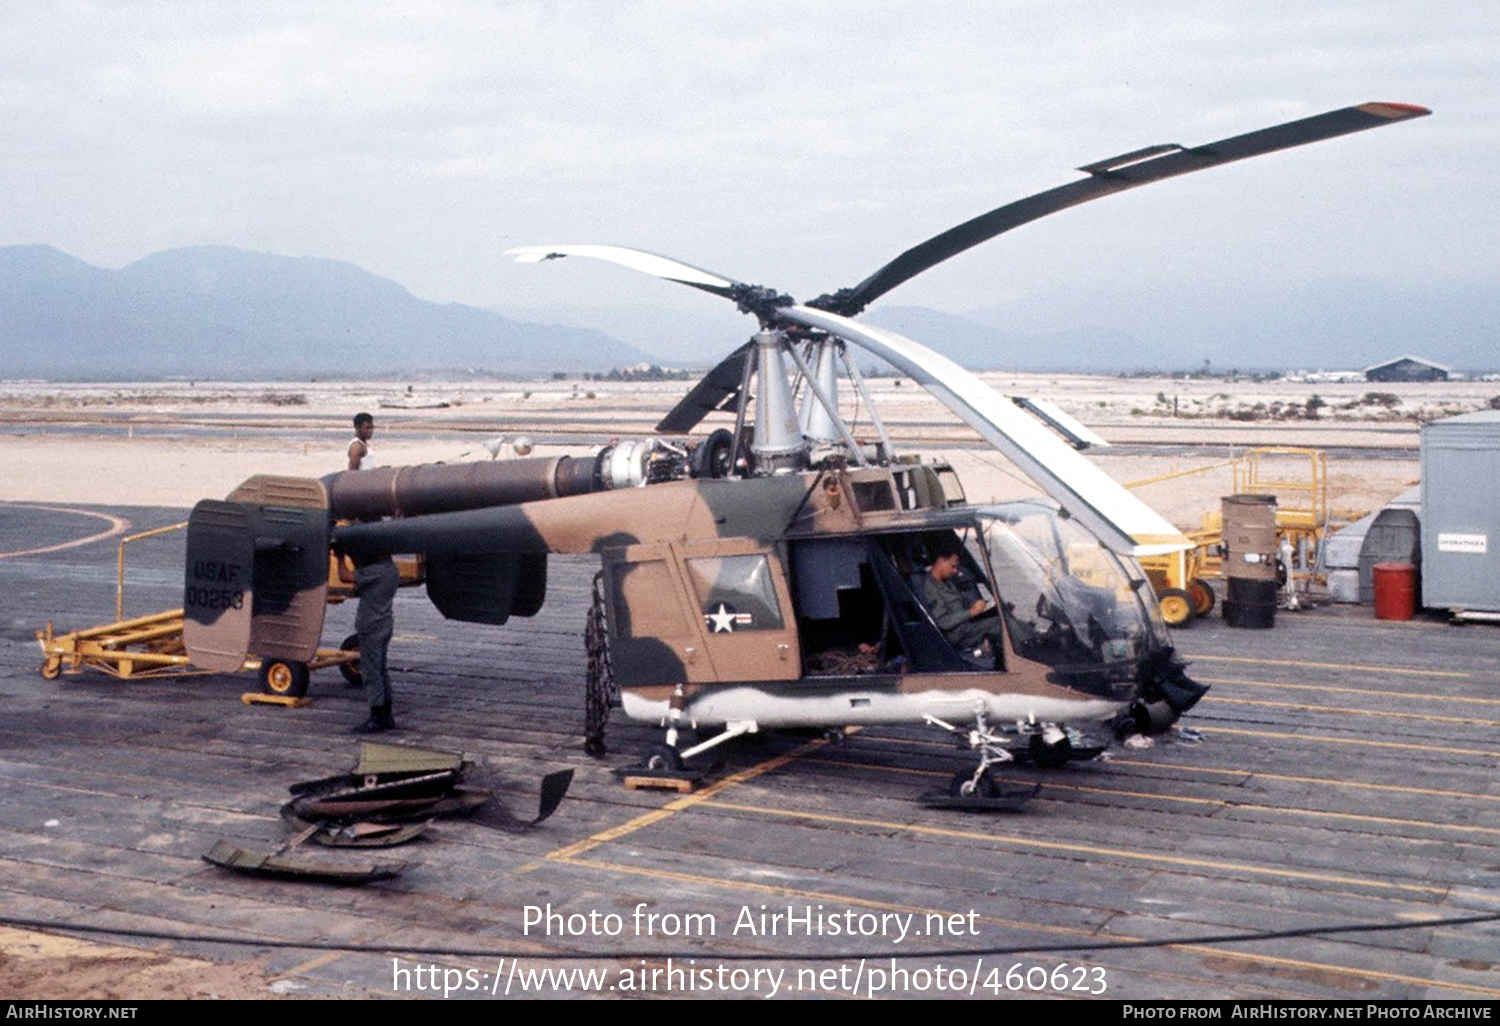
[1372,562,1417,621]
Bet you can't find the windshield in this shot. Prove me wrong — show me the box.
[977,502,1159,669]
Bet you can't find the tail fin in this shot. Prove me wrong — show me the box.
[184,476,330,672]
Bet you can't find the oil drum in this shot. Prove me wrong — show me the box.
[1222,494,1278,629]
[1372,561,1417,620]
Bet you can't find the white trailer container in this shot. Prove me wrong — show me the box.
[1420,411,1500,619]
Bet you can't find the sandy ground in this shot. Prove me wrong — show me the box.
[0,371,1466,521]
[0,432,1420,543]
[0,926,298,1000]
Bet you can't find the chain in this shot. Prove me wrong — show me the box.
[584,572,619,757]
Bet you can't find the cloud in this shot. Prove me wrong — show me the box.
[0,0,1493,314]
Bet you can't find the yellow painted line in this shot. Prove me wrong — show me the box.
[1202,694,1500,728]
[1196,725,1499,760]
[1041,781,1500,839]
[1165,944,1500,1001]
[522,735,837,871]
[0,504,130,559]
[283,950,344,976]
[698,800,1449,896]
[810,735,1498,794]
[1113,758,1500,803]
[798,758,1500,838]
[1199,675,1500,708]
[803,757,944,779]
[1179,653,1469,679]
[558,857,1500,998]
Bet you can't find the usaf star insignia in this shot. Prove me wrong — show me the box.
[705,603,751,633]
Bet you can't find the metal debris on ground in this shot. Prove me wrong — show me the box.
[203,744,572,884]
[201,839,412,885]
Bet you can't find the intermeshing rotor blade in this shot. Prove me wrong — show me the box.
[655,341,753,433]
[506,244,766,434]
[505,244,742,299]
[775,304,1191,557]
[811,102,1430,316]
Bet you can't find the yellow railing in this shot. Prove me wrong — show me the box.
[116,521,188,621]
[1233,447,1329,535]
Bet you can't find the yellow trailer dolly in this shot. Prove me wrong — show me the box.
[36,610,361,696]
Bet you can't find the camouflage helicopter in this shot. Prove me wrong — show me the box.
[182,102,1427,802]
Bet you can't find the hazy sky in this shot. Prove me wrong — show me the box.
[4,1,1494,324]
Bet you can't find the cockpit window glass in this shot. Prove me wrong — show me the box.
[685,554,785,631]
[979,504,1153,668]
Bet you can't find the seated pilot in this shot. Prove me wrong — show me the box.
[922,543,1002,666]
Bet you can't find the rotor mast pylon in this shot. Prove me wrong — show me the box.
[749,329,808,473]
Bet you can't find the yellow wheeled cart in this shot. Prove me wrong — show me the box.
[34,521,384,697]
[36,609,362,696]
[1136,536,1221,629]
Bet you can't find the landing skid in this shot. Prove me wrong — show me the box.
[919,779,1038,812]
[919,712,1101,811]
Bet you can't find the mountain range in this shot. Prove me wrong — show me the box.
[3,244,1495,378]
[507,282,1500,375]
[0,245,651,378]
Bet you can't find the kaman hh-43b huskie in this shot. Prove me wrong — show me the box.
[182,102,1428,804]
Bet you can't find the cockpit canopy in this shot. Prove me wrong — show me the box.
[977,500,1168,673]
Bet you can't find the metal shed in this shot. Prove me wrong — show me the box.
[1364,354,1451,382]
[1420,411,1500,619]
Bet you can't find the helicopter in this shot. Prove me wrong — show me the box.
[181,101,1428,803]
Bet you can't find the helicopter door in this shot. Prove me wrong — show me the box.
[677,539,801,682]
[602,544,719,686]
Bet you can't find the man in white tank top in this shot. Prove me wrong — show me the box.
[349,412,377,470]
[346,410,398,731]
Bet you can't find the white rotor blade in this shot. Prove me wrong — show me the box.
[505,244,741,296]
[1012,396,1112,450]
[777,305,1190,556]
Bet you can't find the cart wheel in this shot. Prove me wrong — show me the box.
[260,660,310,698]
[40,657,62,680]
[1187,578,1216,617]
[1158,588,1195,628]
[337,633,362,688]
